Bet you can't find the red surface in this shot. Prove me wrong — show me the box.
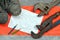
[0,6,60,36]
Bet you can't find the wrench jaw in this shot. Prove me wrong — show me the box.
[37,10,49,17]
[36,25,43,31]
[36,25,41,30]
[34,4,45,17]
[31,31,41,39]
[37,12,45,17]
[31,25,43,39]
[37,10,50,17]
[34,3,50,17]
[34,0,60,17]
[34,4,40,12]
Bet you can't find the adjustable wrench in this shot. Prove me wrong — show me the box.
[31,20,60,39]
[34,0,60,17]
[31,12,60,39]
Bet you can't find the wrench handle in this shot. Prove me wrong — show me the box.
[50,0,60,7]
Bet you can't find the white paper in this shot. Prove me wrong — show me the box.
[8,8,43,34]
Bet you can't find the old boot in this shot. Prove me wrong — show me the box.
[8,0,21,16]
[0,6,8,24]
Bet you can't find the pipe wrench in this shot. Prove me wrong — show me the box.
[34,0,60,17]
[31,12,60,39]
[31,20,60,39]
[36,12,60,31]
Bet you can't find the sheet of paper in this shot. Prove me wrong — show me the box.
[8,8,43,34]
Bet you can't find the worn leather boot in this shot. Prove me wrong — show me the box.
[0,6,8,24]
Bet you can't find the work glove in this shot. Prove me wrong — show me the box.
[8,0,21,16]
[0,0,21,16]
[0,6,8,24]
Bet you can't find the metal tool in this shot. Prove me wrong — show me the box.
[31,20,60,39]
[36,12,60,31]
[8,24,17,35]
[31,12,60,39]
[34,0,60,17]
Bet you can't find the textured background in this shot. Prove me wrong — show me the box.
[0,0,60,40]
[20,0,60,6]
